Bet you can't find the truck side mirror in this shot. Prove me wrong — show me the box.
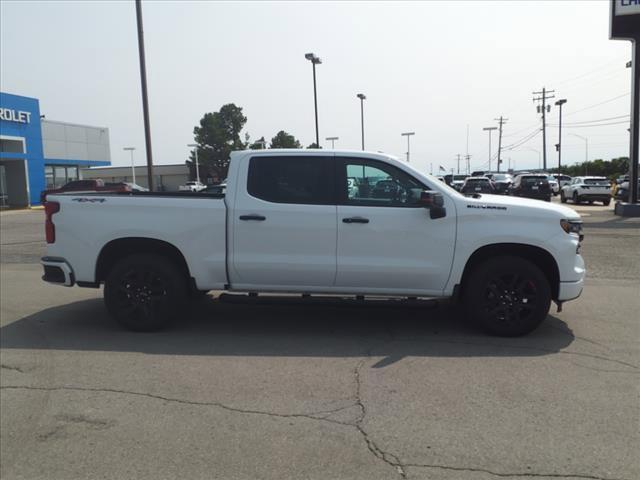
[417,190,446,219]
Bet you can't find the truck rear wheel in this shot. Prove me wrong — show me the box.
[104,253,187,332]
[463,256,551,336]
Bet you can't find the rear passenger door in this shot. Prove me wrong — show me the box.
[231,154,337,290]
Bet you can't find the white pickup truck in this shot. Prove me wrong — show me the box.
[41,150,585,336]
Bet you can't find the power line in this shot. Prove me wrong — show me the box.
[563,92,630,117]
[551,121,629,129]
[553,56,629,87]
[560,114,630,125]
[503,128,541,151]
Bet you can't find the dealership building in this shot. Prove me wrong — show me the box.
[0,91,111,207]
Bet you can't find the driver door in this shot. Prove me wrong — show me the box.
[335,157,456,295]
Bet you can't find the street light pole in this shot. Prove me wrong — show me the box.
[123,147,136,185]
[523,147,541,170]
[482,126,497,172]
[326,136,339,149]
[569,133,589,174]
[555,99,567,171]
[187,144,200,184]
[401,132,415,163]
[305,53,322,147]
[357,93,366,150]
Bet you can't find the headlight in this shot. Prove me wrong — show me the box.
[560,219,584,241]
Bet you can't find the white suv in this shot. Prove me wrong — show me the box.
[560,176,611,206]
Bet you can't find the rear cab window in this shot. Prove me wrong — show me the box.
[247,155,334,205]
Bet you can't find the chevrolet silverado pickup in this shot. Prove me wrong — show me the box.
[41,150,585,336]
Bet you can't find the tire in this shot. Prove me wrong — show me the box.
[104,253,188,332]
[462,256,551,337]
[603,199,611,206]
[572,191,579,204]
[560,191,567,203]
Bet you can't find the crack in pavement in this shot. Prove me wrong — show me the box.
[0,364,28,373]
[0,385,355,428]
[1,336,634,480]
[353,357,407,478]
[403,461,630,480]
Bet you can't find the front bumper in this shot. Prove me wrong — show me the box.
[558,253,585,301]
[41,257,75,287]
[558,279,584,301]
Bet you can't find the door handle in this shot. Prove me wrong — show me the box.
[342,217,369,224]
[239,214,266,221]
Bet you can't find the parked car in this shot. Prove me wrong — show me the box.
[41,149,585,337]
[613,179,639,201]
[203,183,227,195]
[509,174,552,202]
[179,181,207,192]
[40,179,130,204]
[490,173,513,194]
[544,175,560,196]
[450,174,469,191]
[551,174,572,188]
[460,177,495,195]
[560,176,611,206]
[124,182,149,192]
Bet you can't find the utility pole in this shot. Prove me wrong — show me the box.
[555,99,567,171]
[135,0,154,191]
[456,154,461,174]
[495,116,507,172]
[532,87,555,171]
[465,154,471,175]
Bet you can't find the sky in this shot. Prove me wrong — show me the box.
[0,0,634,175]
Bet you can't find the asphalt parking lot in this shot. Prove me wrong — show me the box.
[1,200,639,480]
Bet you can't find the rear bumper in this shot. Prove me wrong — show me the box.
[41,257,75,287]
[577,193,610,201]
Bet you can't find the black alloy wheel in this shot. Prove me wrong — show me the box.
[105,254,187,331]
[463,256,551,336]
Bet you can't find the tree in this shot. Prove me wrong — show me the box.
[270,130,301,149]
[554,156,629,180]
[187,104,248,178]
[307,142,322,149]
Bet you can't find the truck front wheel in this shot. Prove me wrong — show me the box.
[463,256,551,336]
[104,253,187,332]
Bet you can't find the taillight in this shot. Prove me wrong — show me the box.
[45,201,60,244]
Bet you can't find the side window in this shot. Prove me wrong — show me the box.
[247,156,333,205]
[339,158,425,207]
